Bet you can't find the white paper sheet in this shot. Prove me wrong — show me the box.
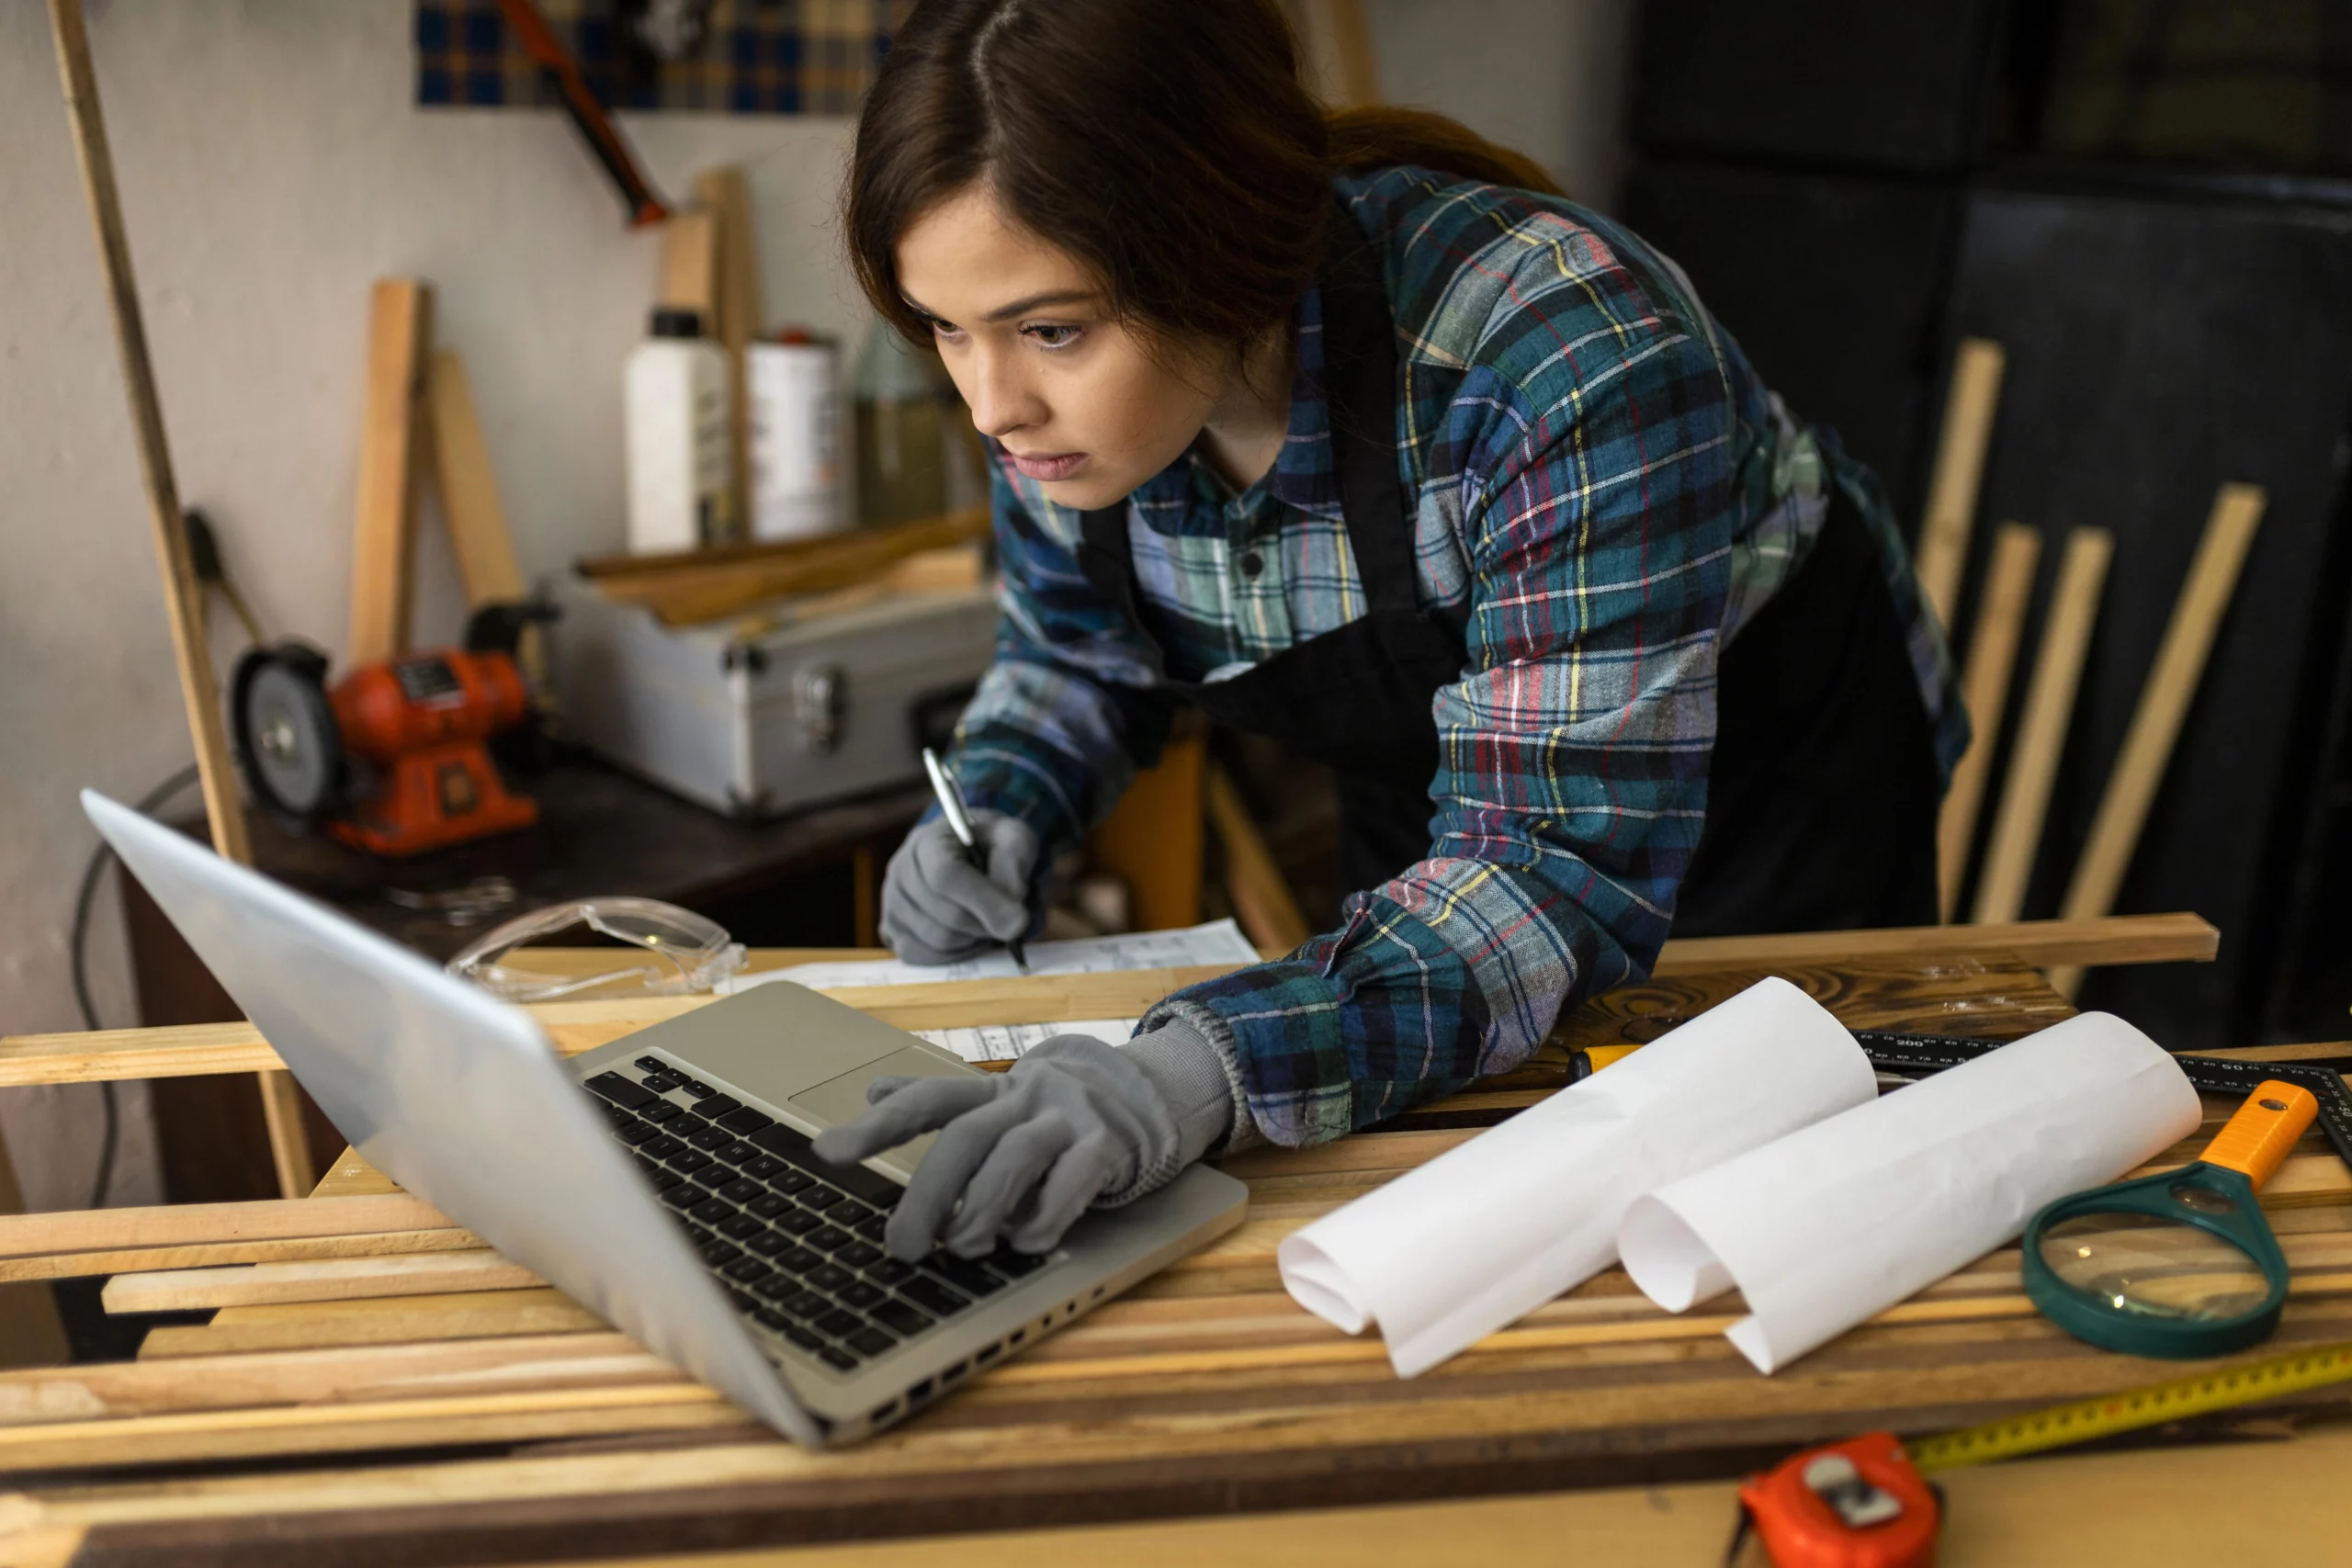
[1275,977,1878,1378]
[912,1018,1139,1064]
[1616,1010,2200,1374]
[718,919,1259,994]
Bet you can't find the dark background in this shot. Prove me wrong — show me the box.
[1622,0,2352,1049]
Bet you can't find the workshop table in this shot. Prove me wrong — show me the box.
[3,914,2349,1566]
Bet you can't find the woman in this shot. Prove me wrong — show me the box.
[809,0,1966,1264]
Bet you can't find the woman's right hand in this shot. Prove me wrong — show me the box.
[878,810,1037,964]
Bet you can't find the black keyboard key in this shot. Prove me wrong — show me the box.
[722,1257,772,1283]
[729,1289,759,1314]
[899,1278,971,1318]
[660,1184,710,1210]
[752,1274,799,1303]
[667,1148,715,1175]
[776,1210,821,1235]
[718,1178,764,1204]
[642,1134,686,1159]
[599,1100,635,1128]
[745,1156,790,1181]
[690,1198,734,1224]
[687,1125,733,1152]
[686,1223,715,1247]
[747,1231,793,1257]
[854,1214,889,1243]
[632,1154,661,1179]
[825,1162,907,1209]
[718,1105,775,1136]
[780,1290,831,1320]
[924,1255,1010,1297]
[616,1121,660,1146]
[753,1306,791,1331]
[868,1258,914,1286]
[634,1056,669,1075]
[813,1308,864,1339]
[767,1170,814,1197]
[752,1120,818,1161]
[639,1073,683,1094]
[799,1183,847,1213]
[746,1194,790,1219]
[650,1167,686,1190]
[585,1073,654,1110]
[718,1213,764,1240]
[642,1100,685,1125]
[681,1078,717,1099]
[717,1141,763,1168]
[830,1200,876,1226]
[807,1226,853,1253]
[693,1094,744,1121]
[872,1298,933,1337]
[819,1346,860,1371]
[847,1326,897,1357]
[990,1247,1051,1277]
[838,1281,886,1311]
[776,1247,823,1275]
[838,1242,884,1269]
[697,1240,741,1267]
[782,1323,825,1351]
[807,1263,854,1293]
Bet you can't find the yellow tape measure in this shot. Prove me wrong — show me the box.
[1908,1340,2352,1472]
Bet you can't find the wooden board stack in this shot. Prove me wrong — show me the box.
[5,918,2347,1567]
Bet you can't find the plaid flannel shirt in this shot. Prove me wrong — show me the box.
[947,167,1966,1150]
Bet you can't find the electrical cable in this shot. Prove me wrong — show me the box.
[70,764,201,1210]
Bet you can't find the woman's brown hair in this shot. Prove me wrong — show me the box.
[846,0,1563,353]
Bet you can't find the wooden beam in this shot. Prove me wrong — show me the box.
[1938,523,2041,919]
[586,505,989,626]
[1206,763,1310,953]
[346,278,434,665]
[1913,338,2007,633]
[424,350,525,606]
[656,206,718,321]
[101,1249,537,1314]
[49,0,313,1199]
[695,167,761,546]
[1972,528,2113,925]
[2049,485,2265,998]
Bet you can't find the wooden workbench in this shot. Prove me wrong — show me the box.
[3,914,2348,1566]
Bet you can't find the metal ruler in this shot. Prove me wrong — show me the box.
[1908,1340,2352,1471]
[1853,1031,2352,1175]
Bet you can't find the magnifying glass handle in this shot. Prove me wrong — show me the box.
[2200,1079,2320,1191]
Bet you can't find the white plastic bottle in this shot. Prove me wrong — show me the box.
[624,308,731,554]
[748,330,843,540]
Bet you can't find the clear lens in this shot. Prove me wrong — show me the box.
[2036,1210,2271,1324]
[446,897,747,1002]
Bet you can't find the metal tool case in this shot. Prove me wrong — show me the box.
[552,580,998,819]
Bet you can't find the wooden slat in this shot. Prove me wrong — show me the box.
[1938,522,2041,920]
[585,506,989,626]
[347,277,433,665]
[694,166,760,546]
[1913,337,2007,632]
[1973,527,2113,924]
[140,1288,600,1359]
[1649,911,2212,974]
[100,1250,536,1314]
[655,207,716,319]
[2048,484,2265,998]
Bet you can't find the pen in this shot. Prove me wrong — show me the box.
[921,747,1026,970]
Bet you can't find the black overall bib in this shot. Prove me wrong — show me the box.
[1079,207,1941,938]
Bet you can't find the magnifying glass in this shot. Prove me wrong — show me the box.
[2024,1079,2318,1359]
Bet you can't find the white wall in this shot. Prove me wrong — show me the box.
[0,0,1633,1213]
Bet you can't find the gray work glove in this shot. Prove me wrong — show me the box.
[810,1025,1237,1260]
[878,808,1039,965]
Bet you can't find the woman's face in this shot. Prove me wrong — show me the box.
[896,184,1221,510]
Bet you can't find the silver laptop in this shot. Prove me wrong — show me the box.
[85,789,1247,1446]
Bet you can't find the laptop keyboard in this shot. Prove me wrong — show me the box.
[584,1060,1051,1374]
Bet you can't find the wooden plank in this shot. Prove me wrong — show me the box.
[695,166,760,547]
[1913,337,2007,632]
[100,1249,537,1314]
[346,277,433,665]
[0,1100,67,1370]
[590,506,990,626]
[1206,762,1311,952]
[140,1288,599,1359]
[1972,527,2113,924]
[1938,522,2041,920]
[0,918,2214,1089]
[656,207,717,320]
[2048,484,2265,998]
[1087,731,1205,932]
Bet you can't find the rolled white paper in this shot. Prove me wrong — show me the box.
[1276,976,1877,1378]
[1617,1010,2200,1374]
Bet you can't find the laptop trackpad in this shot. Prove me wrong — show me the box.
[788,1046,976,1179]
